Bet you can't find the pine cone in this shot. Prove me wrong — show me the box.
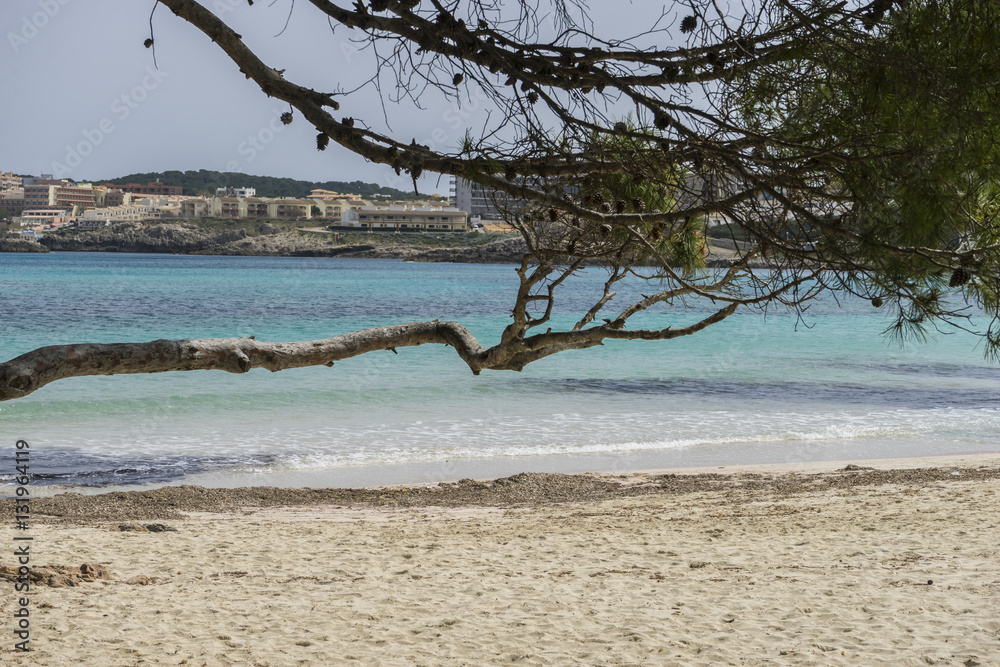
[280,112,293,125]
[871,296,883,308]
[592,193,605,206]
[548,208,559,222]
[949,267,972,287]
[526,91,539,104]
[600,224,612,236]
[600,202,612,214]
[615,200,627,214]
[631,197,645,212]
[680,15,697,33]
[316,133,329,151]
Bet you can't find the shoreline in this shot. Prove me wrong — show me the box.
[10,451,1000,523]
[7,220,757,265]
[2,451,998,665]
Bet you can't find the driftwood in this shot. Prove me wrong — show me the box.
[0,306,735,402]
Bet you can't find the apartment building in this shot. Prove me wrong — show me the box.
[80,204,156,226]
[13,209,72,226]
[452,177,525,220]
[1,190,25,212]
[96,188,132,207]
[451,176,566,221]
[22,181,96,212]
[342,205,468,231]
[179,199,212,218]
[180,196,315,219]
[313,198,361,219]
[23,184,57,208]
[307,189,364,202]
[0,171,21,191]
[111,182,183,196]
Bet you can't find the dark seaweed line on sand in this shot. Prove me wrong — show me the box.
[6,465,998,523]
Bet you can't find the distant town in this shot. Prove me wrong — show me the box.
[0,171,520,242]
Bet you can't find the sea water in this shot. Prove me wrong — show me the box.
[1,252,998,493]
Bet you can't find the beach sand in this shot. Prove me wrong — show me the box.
[2,454,999,665]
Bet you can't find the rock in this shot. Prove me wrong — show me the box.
[118,522,176,532]
[118,523,148,532]
[79,563,114,581]
[143,523,178,532]
[259,222,280,235]
[0,237,49,253]
[0,563,114,587]
[40,223,247,254]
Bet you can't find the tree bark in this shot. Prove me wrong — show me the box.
[0,304,738,402]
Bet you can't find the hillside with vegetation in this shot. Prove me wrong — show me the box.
[93,170,417,199]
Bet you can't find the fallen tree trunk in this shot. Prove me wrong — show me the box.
[0,303,738,402]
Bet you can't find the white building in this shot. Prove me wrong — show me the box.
[216,186,257,198]
[80,204,157,225]
[341,205,468,231]
[13,209,71,226]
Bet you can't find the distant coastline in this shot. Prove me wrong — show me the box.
[28,222,529,263]
[5,221,758,267]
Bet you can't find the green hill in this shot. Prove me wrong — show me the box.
[93,170,416,199]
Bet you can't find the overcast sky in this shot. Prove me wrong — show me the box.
[1,1,670,194]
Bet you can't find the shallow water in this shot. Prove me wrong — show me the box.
[1,252,998,492]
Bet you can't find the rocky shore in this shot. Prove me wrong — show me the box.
[9,222,758,266]
[0,237,49,253]
[33,222,528,263]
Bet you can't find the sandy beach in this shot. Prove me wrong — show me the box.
[2,454,999,665]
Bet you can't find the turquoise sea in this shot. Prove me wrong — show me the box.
[1,252,999,493]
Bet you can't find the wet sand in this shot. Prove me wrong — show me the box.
[2,454,998,665]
